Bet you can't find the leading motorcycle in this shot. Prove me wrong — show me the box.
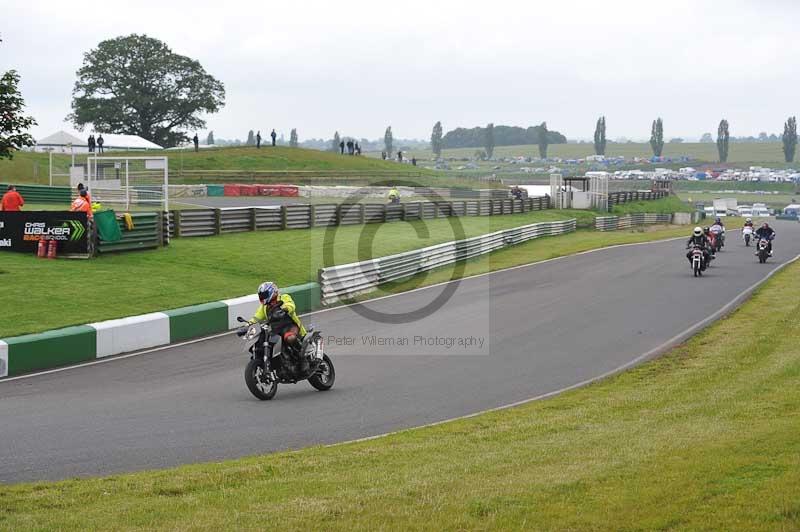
[756,237,770,264]
[688,244,706,277]
[237,317,334,400]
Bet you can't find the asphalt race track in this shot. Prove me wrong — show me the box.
[2,221,798,483]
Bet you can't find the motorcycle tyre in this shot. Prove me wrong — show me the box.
[245,359,278,400]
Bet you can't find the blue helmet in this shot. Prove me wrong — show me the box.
[257,281,279,305]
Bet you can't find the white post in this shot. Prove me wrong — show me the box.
[49,151,53,186]
[125,160,130,211]
[164,157,169,213]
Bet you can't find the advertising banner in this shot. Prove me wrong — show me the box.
[0,211,89,254]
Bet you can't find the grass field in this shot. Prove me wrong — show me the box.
[1,219,795,531]
[0,146,492,189]
[0,197,693,338]
[403,142,796,166]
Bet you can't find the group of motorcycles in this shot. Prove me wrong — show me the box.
[688,223,773,277]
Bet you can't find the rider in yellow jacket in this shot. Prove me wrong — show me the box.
[250,282,307,350]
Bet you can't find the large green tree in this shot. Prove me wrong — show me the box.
[538,122,549,159]
[384,126,393,157]
[206,131,214,145]
[68,34,225,148]
[289,128,298,148]
[717,119,730,163]
[650,118,664,157]
[783,116,797,163]
[246,130,255,145]
[431,121,443,158]
[0,37,36,159]
[485,122,495,159]
[593,116,606,156]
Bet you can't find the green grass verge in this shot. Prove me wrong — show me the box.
[0,208,596,337]
[611,195,691,214]
[1,223,797,530]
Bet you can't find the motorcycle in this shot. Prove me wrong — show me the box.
[689,244,705,277]
[237,317,334,400]
[710,228,725,252]
[742,226,753,247]
[756,237,771,264]
[388,196,400,205]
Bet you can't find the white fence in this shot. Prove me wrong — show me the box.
[319,219,577,305]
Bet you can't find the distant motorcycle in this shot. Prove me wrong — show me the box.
[237,317,334,400]
[710,227,725,252]
[742,226,753,247]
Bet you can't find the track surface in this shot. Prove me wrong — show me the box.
[2,221,798,483]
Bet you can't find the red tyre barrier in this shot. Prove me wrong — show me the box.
[256,184,299,197]
[239,184,259,196]
[223,184,241,196]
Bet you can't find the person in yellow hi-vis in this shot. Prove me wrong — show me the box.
[387,186,400,204]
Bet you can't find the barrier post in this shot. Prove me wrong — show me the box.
[173,210,182,238]
[309,204,316,228]
[281,205,288,230]
[249,208,257,231]
[214,209,221,235]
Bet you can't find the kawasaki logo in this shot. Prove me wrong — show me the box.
[0,238,10,247]
[0,221,4,229]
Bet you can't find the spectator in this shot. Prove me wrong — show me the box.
[97,135,105,154]
[1,185,24,211]
[355,142,361,155]
[256,131,262,149]
[70,188,93,220]
[397,150,403,162]
[339,140,345,155]
[381,151,387,160]
[87,135,95,153]
[271,129,277,147]
[346,140,354,155]
[193,133,199,152]
[411,157,417,166]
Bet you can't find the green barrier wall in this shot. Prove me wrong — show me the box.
[0,183,71,204]
[283,282,321,313]
[164,302,229,342]
[6,326,96,376]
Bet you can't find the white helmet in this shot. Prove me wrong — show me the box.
[693,226,702,236]
[746,217,752,222]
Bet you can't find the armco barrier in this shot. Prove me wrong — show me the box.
[595,213,673,231]
[165,196,553,239]
[319,219,577,305]
[0,282,322,378]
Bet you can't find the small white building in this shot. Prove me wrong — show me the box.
[34,130,163,153]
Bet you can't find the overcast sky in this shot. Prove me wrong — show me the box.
[2,0,798,144]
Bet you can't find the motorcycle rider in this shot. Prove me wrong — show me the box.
[387,186,400,204]
[743,217,754,229]
[686,226,711,270]
[709,217,725,248]
[250,282,309,371]
[755,222,776,256]
[703,226,717,257]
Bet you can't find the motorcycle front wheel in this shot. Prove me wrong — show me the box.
[245,359,278,400]
[309,354,336,391]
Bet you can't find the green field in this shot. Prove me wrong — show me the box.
[0,208,596,338]
[1,220,794,531]
[0,146,492,189]
[0,197,691,338]
[403,142,795,166]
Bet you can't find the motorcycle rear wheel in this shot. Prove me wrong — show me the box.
[309,354,336,391]
[245,359,278,400]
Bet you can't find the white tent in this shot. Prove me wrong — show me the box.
[35,130,163,152]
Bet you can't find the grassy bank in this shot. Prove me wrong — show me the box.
[611,195,691,214]
[2,227,797,530]
[0,146,490,189]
